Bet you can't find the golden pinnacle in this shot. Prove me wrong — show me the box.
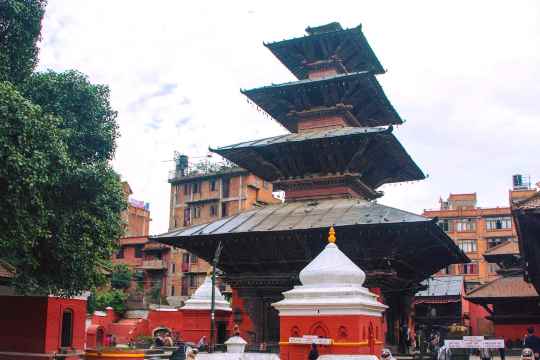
[328,226,336,244]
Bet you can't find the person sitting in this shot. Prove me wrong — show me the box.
[154,333,165,347]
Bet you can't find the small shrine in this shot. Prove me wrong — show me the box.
[181,275,232,344]
[273,227,387,360]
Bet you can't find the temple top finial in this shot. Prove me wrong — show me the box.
[328,226,336,244]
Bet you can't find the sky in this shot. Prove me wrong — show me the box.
[37,1,540,234]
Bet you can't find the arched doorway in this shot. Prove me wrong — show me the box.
[60,309,73,347]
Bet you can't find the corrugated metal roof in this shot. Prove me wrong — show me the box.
[158,198,429,239]
[416,276,464,297]
[214,126,388,151]
[466,275,538,299]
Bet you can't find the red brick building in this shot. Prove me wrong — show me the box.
[423,183,536,289]
[166,160,280,301]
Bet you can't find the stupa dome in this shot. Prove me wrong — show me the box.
[272,227,387,316]
[300,242,366,287]
[182,276,232,312]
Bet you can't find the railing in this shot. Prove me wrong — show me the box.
[141,259,166,270]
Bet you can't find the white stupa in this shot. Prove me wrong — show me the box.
[272,227,387,316]
[182,275,232,312]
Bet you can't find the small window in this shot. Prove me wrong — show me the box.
[440,265,453,275]
[182,253,190,264]
[456,218,476,232]
[189,275,197,288]
[458,262,479,275]
[192,206,201,219]
[61,309,73,347]
[171,285,175,297]
[184,184,190,195]
[210,205,217,217]
[486,217,512,231]
[171,263,176,273]
[487,237,512,248]
[458,239,477,253]
[221,203,228,218]
[210,180,217,191]
[116,247,124,259]
[437,219,453,232]
[191,254,198,264]
[134,245,143,258]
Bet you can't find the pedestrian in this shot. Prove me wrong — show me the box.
[400,323,410,354]
[480,347,493,360]
[197,336,207,351]
[308,343,319,360]
[524,328,540,360]
[437,345,451,360]
[155,333,165,347]
[164,332,174,347]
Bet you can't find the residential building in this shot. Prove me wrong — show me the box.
[167,157,280,300]
[423,179,536,289]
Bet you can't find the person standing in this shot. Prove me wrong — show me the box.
[524,328,540,360]
[308,343,319,360]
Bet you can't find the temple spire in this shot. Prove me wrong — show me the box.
[328,226,336,244]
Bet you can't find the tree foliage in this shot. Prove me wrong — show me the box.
[0,0,47,84]
[0,1,126,296]
[92,289,128,314]
[111,264,133,290]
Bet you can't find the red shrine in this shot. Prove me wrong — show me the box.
[273,227,387,360]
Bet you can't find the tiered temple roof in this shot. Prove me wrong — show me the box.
[264,22,384,79]
[242,72,401,132]
[211,126,423,199]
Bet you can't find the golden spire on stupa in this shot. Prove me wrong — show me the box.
[328,226,336,244]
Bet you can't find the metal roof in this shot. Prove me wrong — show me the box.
[158,198,428,238]
[264,24,385,79]
[241,72,401,132]
[416,276,464,297]
[214,126,388,151]
[211,126,425,188]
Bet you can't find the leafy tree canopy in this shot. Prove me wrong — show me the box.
[91,289,128,314]
[0,0,46,84]
[111,263,133,290]
[0,1,125,297]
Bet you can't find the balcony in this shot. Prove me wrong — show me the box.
[139,259,166,270]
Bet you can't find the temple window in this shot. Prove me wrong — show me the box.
[60,308,73,347]
[485,217,512,231]
[458,239,477,253]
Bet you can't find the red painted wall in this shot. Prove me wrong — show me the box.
[279,314,385,360]
[0,295,86,359]
[231,289,255,342]
[181,309,230,344]
[147,309,183,336]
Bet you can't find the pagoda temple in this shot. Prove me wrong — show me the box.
[155,22,468,347]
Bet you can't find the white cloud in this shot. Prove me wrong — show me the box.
[38,0,540,233]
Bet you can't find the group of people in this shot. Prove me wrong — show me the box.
[154,331,175,347]
[523,327,540,360]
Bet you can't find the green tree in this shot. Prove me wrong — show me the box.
[0,1,126,296]
[111,264,133,290]
[93,289,128,314]
[0,0,47,84]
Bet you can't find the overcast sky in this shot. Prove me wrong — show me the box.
[38,1,539,234]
